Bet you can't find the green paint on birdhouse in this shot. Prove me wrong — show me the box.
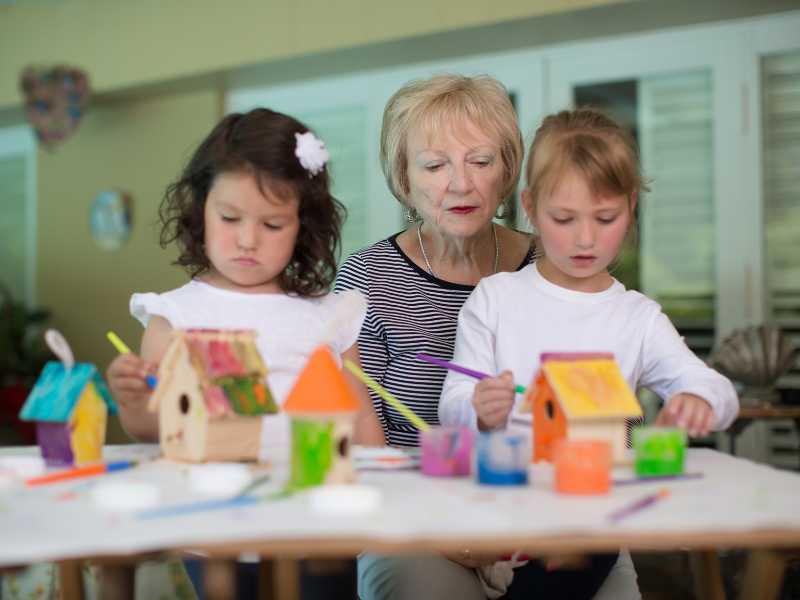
[289,418,335,490]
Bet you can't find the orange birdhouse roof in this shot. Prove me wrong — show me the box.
[283,346,359,414]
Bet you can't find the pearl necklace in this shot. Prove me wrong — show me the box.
[417,222,500,279]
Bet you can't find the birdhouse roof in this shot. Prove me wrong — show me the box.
[540,354,642,419]
[20,361,117,422]
[283,346,359,414]
[183,329,266,379]
[152,329,275,417]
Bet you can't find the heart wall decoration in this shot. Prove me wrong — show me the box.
[19,65,90,147]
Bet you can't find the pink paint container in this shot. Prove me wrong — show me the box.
[420,426,473,477]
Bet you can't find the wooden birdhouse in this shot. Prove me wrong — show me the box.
[150,329,277,462]
[523,353,642,465]
[283,346,359,490]
[19,362,117,467]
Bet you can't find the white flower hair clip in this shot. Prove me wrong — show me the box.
[295,131,330,176]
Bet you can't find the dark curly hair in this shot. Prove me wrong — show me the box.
[159,108,345,297]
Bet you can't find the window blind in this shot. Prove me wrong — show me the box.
[763,50,800,390]
[638,71,716,357]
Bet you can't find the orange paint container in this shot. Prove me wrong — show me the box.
[554,440,611,495]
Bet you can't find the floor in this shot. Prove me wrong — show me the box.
[634,550,800,599]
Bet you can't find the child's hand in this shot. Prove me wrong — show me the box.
[655,393,714,437]
[472,371,515,431]
[106,353,156,410]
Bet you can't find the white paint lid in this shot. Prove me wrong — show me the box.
[307,484,382,516]
[188,463,253,497]
[91,482,161,512]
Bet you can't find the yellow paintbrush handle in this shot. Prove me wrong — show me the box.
[106,331,132,354]
[343,359,430,433]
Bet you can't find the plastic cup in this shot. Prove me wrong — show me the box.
[420,426,473,477]
[554,439,611,495]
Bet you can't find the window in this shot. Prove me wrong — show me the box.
[574,72,716,357]
[763,49,800,394]
[227,12,800,397]
[553,34,724,359]
[0,125,36,306]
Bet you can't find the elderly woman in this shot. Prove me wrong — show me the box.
[336,75,640,600]
[335,74,534,599]
[336,74,533,448]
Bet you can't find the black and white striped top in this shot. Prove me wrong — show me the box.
[335,233,534,447]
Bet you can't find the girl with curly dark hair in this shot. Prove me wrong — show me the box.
[107,108,383,447]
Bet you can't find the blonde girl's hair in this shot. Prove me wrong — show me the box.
[380,74,524,204]
[524,108,649,213]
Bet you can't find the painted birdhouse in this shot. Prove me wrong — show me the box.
[523,353,642,464]
[150,329,277,462]
[283,346,359,490]
[19,362,117,467]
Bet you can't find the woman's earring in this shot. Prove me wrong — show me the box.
[405,206,419,223]
[494,202,508,220]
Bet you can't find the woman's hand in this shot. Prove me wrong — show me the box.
[543,553,588,570]
[472,371,515,431]
[655,392,715,437]
[443,549,498,569]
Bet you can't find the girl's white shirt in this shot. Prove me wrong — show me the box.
[131,281,366,457]
[131,280,365,402]
[439,262,739,431]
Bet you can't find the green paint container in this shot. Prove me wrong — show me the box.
[289,418,334,490]
[633,426,687,477]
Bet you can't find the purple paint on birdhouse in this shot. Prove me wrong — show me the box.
[36,421,74,466]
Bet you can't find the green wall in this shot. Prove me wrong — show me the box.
[35,88,221,439]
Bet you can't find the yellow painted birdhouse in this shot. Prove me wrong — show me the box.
[523,353,642,465]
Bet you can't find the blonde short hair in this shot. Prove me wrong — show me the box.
[525,108,648,211]
[380,74,523,203]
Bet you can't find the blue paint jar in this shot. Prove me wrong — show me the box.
[476,431,529,486]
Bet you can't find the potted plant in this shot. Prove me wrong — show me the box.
[0,285,52,444]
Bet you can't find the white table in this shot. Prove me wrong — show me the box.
[1,445,799,599]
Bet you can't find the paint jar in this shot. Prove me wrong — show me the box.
[633,426,686,477]
[554,440,611,495]
[476,431,529,486]
[420,426,473,477]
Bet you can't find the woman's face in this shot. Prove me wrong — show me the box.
[405,121,506,240]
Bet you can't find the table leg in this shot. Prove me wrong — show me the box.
[58,560,85,600]
[204,559,237,600]
[274,558,300,600]
[688,550,725,600]
[257,559,275,600]
[739,549,789,600]
[97,565,135,600]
